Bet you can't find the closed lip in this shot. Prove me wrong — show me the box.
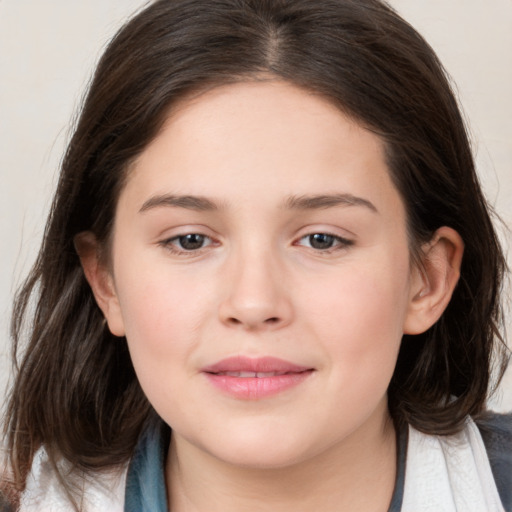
[202,356,314,399]
[201,356,313,376]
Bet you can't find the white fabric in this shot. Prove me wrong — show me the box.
[20,448,126,512]
[403,417,505,512]
[20,418,504,511]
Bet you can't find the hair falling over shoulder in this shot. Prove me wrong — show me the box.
[2,0,509,507]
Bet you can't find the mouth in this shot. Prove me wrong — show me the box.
[213,371,300,378]
[202,356,314,399]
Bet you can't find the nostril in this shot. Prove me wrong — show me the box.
[226,316,281,327]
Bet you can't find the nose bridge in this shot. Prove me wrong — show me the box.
[219,238,292,330]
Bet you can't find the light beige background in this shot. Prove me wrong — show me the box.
[1,1,511,411]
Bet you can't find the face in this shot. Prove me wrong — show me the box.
[101,81,423,468]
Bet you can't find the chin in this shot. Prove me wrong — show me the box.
[197,424,322,470]
[216,444,308,470]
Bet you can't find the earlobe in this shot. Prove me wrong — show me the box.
[74,232,126,337]
[403,227,464,335]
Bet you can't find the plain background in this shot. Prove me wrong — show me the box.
[1,1,511,411]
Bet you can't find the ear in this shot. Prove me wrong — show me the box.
[403,227,464,335]
[74,231,126,337]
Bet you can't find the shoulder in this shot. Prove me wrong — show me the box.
[19,447,127,512]
[476,412,512,512]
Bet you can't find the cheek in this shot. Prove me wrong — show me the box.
[300,254,411,375]
[303,271,409,424]
[306,258,410,328]
[113,262,208,381]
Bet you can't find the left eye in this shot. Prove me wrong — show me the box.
[163,233,213,251]
[297,233,352,250]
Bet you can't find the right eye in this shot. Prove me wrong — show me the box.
[159,233,214,253]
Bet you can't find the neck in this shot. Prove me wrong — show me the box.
[166,409,397,512]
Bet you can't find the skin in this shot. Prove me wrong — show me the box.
[79,80,463,511]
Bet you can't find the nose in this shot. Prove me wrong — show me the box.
[218,248,293,331]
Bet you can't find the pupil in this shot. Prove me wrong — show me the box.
[309,233,334,249]
[179,234,205,250]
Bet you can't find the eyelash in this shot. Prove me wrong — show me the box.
[158,232,353,255]
[295,233,354,253]
[159,233,216,255]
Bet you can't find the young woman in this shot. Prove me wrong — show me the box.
[2,1,511,511]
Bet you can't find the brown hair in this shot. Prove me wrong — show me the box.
[3,0,509,503]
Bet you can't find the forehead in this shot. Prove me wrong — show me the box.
[123,80,403,218]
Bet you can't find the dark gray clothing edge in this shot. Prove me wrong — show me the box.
[476,412,512,511]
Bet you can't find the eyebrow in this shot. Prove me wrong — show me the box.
[139,192,378,214]
[284,193,378,213]
[139,194,219,213]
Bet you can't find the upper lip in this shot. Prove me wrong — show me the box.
[202,356,312,375]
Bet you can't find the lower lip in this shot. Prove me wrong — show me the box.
[204,371,313,400]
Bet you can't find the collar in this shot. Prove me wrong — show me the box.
[124,418,170,512]
[124,419,407,512]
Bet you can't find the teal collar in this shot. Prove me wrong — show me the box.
[124,418,170,512]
